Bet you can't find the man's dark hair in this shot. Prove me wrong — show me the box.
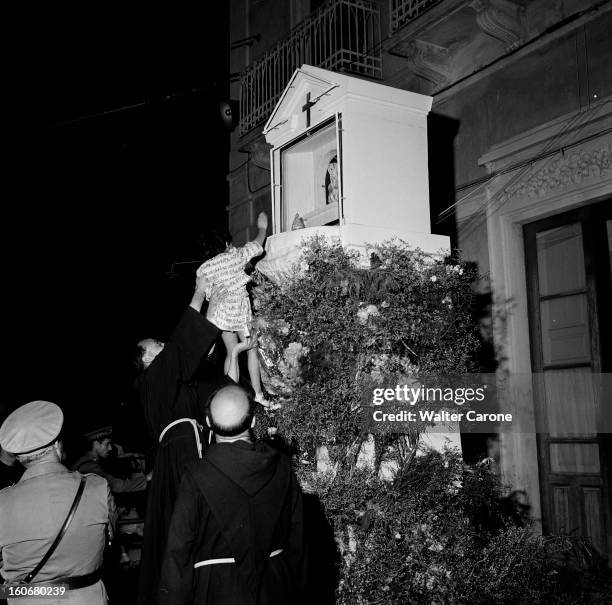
[206,384,255,437]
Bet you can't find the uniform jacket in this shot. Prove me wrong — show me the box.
[0,460,116,605]
[0,460,22,491]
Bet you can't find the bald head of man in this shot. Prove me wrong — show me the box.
[206,385,255,439]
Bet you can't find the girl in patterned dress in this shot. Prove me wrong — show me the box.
[197,211,271,407]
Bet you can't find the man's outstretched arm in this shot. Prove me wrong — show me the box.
[159,274,219,381]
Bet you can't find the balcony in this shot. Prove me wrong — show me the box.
[239,0,382,137]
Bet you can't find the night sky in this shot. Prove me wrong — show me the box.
[0,7,230,445]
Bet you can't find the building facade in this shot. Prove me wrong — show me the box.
[228,0,612,558]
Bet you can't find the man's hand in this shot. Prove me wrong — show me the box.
[207,283,231,316]
[233,333,259,356]
[195,273,209,297]
[257,211,268,231]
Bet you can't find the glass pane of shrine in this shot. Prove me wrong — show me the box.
[279,116,341,231]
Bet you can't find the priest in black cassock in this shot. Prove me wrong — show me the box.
[135,274,241,605]
[158,384,307,605]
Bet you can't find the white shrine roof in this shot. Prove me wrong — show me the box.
[263,64,432,136]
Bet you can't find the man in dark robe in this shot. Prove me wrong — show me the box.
[158,384,307,605]
[135,274,224,605]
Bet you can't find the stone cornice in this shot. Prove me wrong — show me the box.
[473,98,612,208]
[505,142,612,202]
[470,0,526,51]
[394,39,454,88]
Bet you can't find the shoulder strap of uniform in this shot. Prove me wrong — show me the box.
[23,475,87,584]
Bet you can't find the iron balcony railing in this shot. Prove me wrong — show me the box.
[390,0,444,32]
[239,0,382,136]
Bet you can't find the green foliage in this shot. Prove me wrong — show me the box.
[252,238,610,603]
[297,451,611,605]
[253,237,480,456]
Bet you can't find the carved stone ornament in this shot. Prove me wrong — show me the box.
[395,39,452,88]
[506,143,612,201]
[470,0,526,51]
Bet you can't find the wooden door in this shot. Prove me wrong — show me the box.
[524,200,612,558]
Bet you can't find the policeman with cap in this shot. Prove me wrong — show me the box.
[0,401,117,604]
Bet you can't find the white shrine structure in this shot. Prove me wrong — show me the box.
[256,65,460,457]
[257,64,448,280]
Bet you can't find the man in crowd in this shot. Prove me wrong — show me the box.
[73,426,150,570]
[135,274,250,604]
[158,384,307,604]
[0,400,117,604]
[72,425,150,494]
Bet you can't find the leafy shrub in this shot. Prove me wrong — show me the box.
[254,237,480,458]
[297,450,610,604]
[251,238,610,604]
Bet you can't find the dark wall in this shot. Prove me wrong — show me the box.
[435,15,612,189]
[250,0,292,60]
[0,7,230,438]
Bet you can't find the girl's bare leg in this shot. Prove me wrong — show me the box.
[221,331,239,375]
[237,330,263,396]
